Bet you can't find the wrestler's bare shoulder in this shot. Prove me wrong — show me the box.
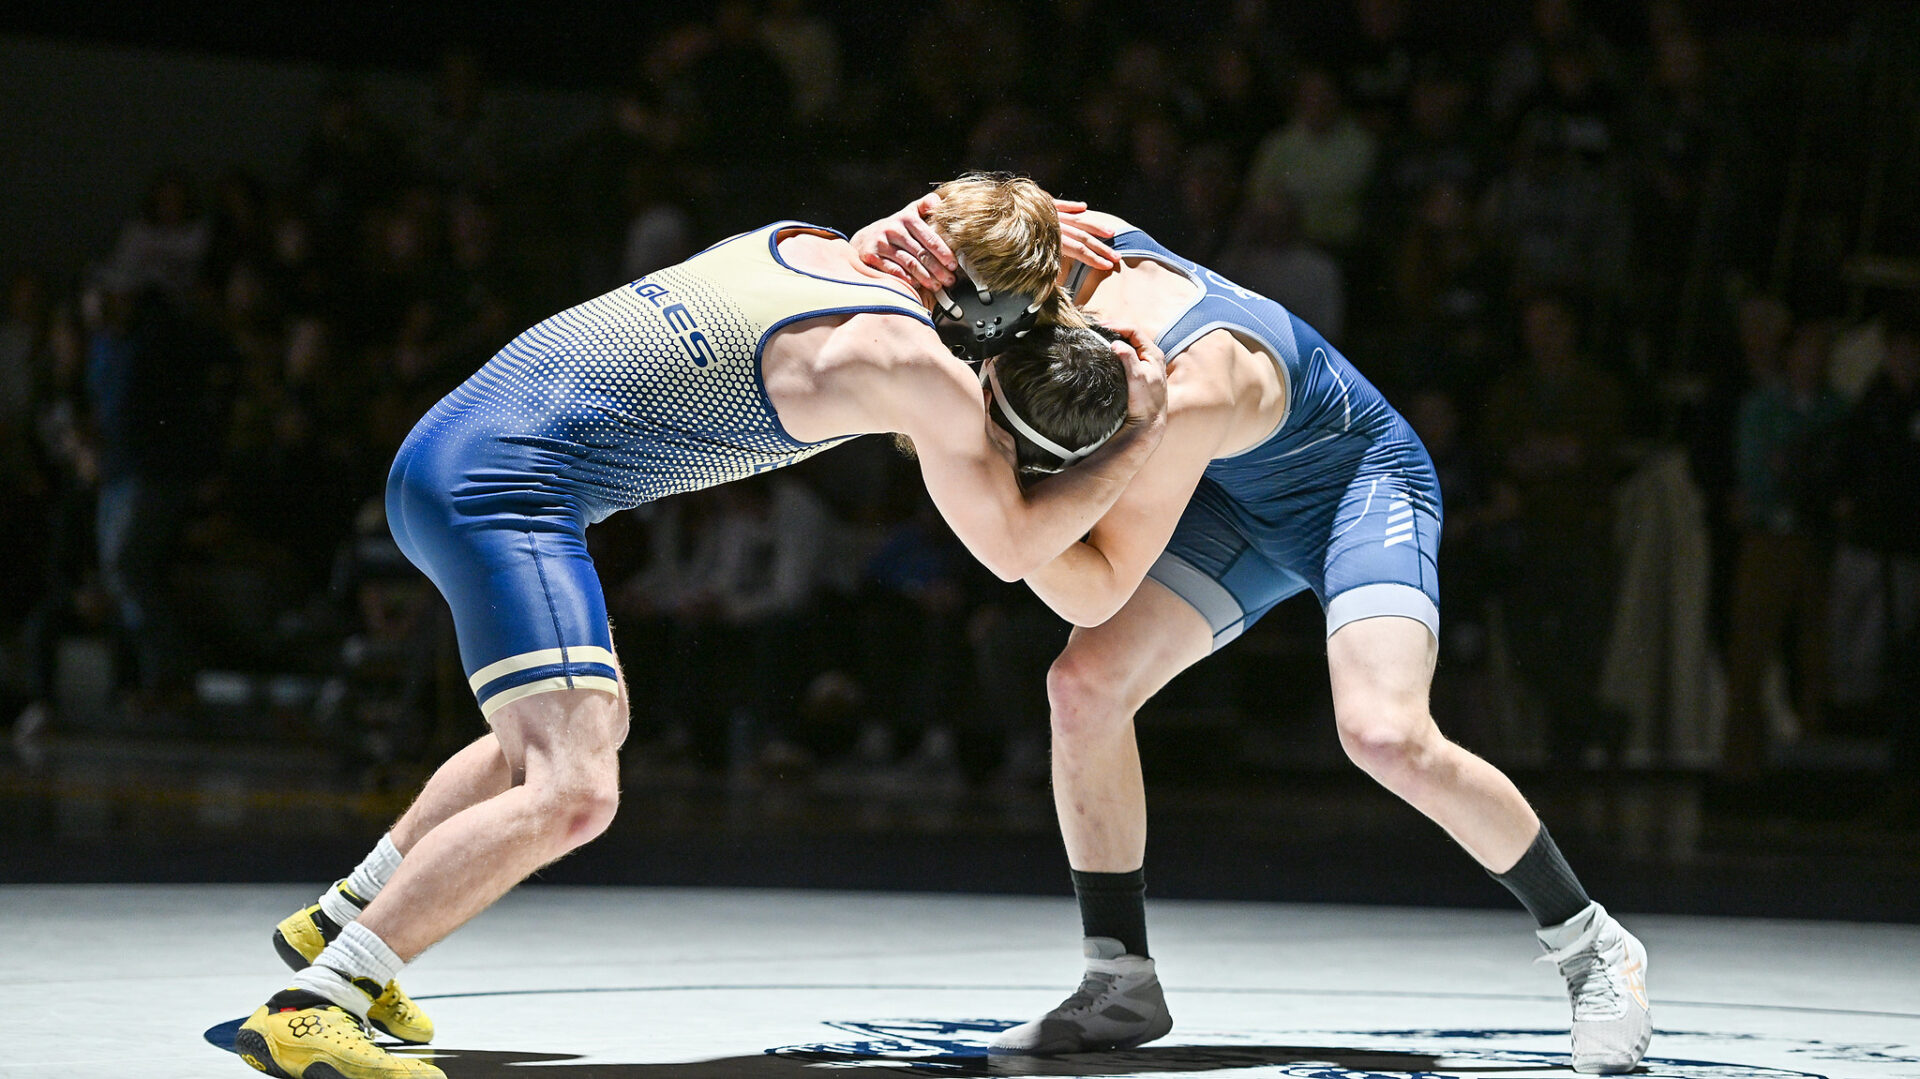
[765,311,956,445]
[1167,329,1288,456]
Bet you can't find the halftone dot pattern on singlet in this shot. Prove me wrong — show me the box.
[456,269,842,511]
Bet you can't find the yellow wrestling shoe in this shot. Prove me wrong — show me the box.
[274,885,434,1044]
[235,989,444,1079]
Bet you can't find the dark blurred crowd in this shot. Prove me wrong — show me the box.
[3,0,1915,790]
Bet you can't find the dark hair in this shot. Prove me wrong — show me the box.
[987,324,1129,483]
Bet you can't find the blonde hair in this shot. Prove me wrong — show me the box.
[929,172,1087,330]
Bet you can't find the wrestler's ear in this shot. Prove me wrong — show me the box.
[983,409,1018,465]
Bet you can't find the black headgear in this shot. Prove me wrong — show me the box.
[932,254,1042,366]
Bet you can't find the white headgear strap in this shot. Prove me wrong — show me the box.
[932,252,1044,324]
[982,361,1125,467]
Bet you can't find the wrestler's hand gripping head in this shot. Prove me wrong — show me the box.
[922,173,1079,366]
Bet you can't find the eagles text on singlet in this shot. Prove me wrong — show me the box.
[632,281,718,368]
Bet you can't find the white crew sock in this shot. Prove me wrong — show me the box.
[291,921,406,1018]
[289,965,374,1020]
[318,833,402,927]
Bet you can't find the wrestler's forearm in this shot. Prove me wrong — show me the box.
[1025,542,1126,627]
[999,416,1163,579]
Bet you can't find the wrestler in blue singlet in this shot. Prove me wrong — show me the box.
[1107,228,1443,649]
[387,222,932,719]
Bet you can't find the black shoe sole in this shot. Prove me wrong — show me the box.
[272,928,310,974]
[234,1027,291,1078]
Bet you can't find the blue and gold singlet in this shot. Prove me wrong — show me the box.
[387,223,930,718]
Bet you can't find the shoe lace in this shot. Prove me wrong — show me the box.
[315,1005,378,1046]
[1536,938,1620,1015]
[1057,968,1122,1016]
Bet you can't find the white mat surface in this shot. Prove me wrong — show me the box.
[3,884,1916,1077]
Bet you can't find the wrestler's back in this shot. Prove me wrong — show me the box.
[400,222,933,521]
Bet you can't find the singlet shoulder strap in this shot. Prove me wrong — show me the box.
[678,221,932,330]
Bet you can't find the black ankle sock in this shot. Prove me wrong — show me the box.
[1491,823,1592,927]
[1072,868,1149,958]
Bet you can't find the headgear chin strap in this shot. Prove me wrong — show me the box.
[982,361,1126,471]
[934,253,1043,365]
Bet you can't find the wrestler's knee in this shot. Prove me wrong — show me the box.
[1335,704,1442,783]
[1046,645,1135,744]
[530,755,620,851]
[497,689,624,851]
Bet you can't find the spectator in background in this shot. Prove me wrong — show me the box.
[14,302,99,743]
[614,478,845,771]
[1827,310,1920,757]
[0,273,47,496]
[301,81,407,238]
[1518,33,1621,170]
[1688,295,1793,560]
[853,497,978,784]
[86,280,229,715]
[320,497,448,774]
[1488,0,1617,127]
[1246,66,1378,256]
[1342,0,1419,135]
[759,0,842,126]
[1405,388,1499,737]
[1481,295,1625,764]
[1372,58,1486,245]
[1109,112,1188,243]
[224,317,363,579]
[1388,177,1504,395]
[563,79,688,294]
[698,475,846,771]
[353,185,445,354]
[1723,319,1845,776]
[1190,43,1275,166]
[1480,105,1631,308]
[104,174,209,304]
[683,1,797,230]
[1172,144,1242,265]
[1628,12,1715,339]
[605,491,727,759]
[1216,189,1346,345]
[620,164,696,283]
[203,169,274,292]
[967,584,1070,790]
[413,46,505,194]
[438,192,520,372]
[263,201,337,321]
